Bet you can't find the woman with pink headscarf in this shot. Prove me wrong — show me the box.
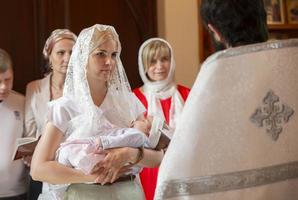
[24,29,77,200]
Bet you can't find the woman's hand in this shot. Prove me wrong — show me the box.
[91,147,164,184]
[94,165,131,185]
[93,147,136,184]
[86,166,105,183]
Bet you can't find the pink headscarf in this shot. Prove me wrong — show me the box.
[43,29,77,59]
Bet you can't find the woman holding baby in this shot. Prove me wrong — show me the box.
[31,24,165,200]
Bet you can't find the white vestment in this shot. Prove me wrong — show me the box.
[155,39,298,200]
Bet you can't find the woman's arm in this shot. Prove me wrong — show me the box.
[97,147,164,184]
[134,147,164,167]
[144,148,164,166]
[31,122,102,184]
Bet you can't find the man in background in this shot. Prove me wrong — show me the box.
[0,48,27,200]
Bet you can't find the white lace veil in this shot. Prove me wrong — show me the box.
[64,24,139,139]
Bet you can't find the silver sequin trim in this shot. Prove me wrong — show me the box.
[155,161,298,199]
[203,39,298,66]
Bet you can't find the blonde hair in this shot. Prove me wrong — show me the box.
[90,27,119,53]
[0,49,12,73]
[142,40,171,72]
[43,29,77,59]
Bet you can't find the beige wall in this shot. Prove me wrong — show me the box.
[157,0,200,88]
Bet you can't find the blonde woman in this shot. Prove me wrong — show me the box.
[133,38,190,200]
[31,24,164,200]
[24,29,77,200]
